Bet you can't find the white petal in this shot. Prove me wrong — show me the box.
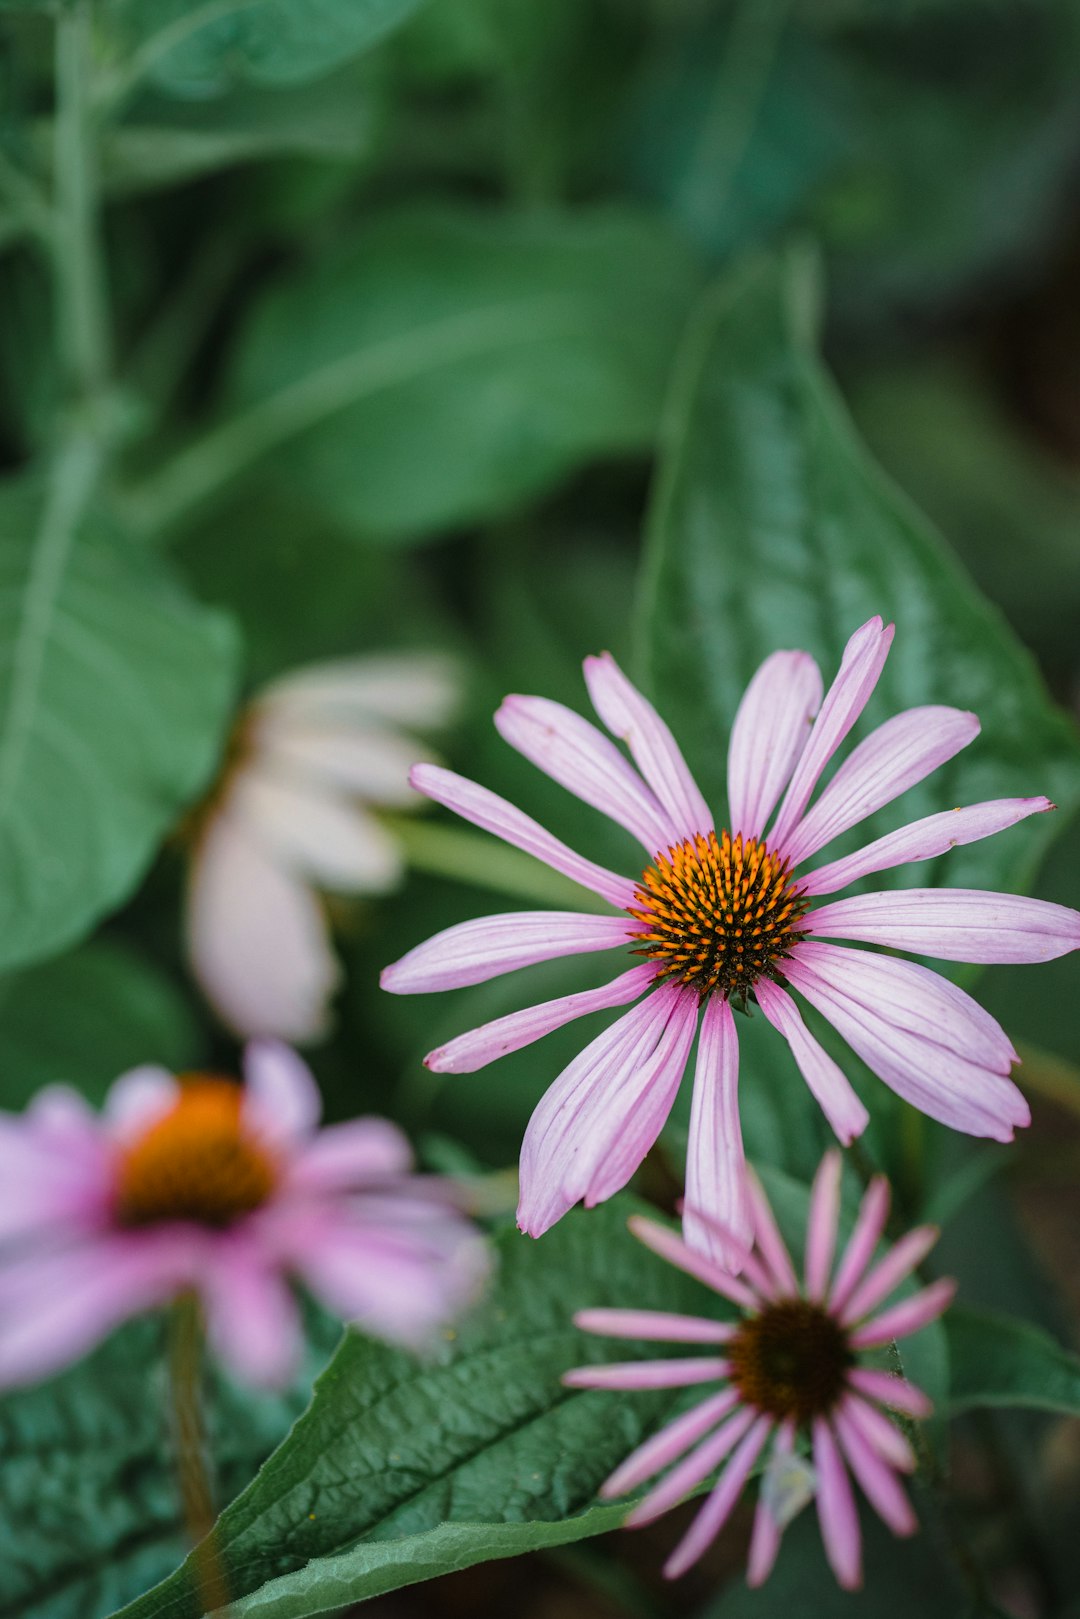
[232,768,402,892]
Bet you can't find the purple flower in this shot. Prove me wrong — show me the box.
[0,1043,487,1388]
[381,617,1079,1263]
[564,1152,954,1590]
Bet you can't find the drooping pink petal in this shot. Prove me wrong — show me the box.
[754,979,869,1146]
[813,1416,862,1590]
[286,1118,413,1193]
[726,651,823,841]
[201,1235,303,1388]
[833,1404,916,1537]
[628,1216,761,1311]
[381,911,632,995]
[840,1225,940,1327]
[563,1356,730,1391]
[683,997,751,1269]
[104,1067,178,1136]
[782,706,979,868]
[584,653,712,839]
[662,1415,773,1577]
[800,798,1055,896]
[841,1393,916,1473]
[495,693,677,854]
[805,1150,843,1303]
[596,1390,738,1498]
[517,986,698,1235]
[747,1423,796,1588]
[770,617,894,852]
[846,1366,932,1419]
[233,768,402,893]
[829,1177,891,1314]
[744,1169,799,1297]
[807,888,1080,964]
[628,1406,759,1529]
[411,764,637,909]
[242,1040,322,1146]
[573,1308,734,1343]
[851,1279,956,1348]
[260,653,460,730]
[424,964,655,1075]
[257,716,433,806]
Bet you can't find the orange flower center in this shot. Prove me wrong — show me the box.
[628,829,808,1003]
[115,1078,277,1229]
[727,1299,852,1423]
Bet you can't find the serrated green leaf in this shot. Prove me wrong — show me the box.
[945,1306,1080,1415]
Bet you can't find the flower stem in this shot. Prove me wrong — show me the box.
[54,0,111,406]
[168,1294,231,1615]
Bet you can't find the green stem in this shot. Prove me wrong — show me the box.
[54,0,111,404]
[168,1295,231,1615]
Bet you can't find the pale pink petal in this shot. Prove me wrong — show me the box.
[201,1237,303,1388]
[851,1279,956,1348]
[260,654,460,729]
[628,1407,759,1530]
[829,1177,891,1315]
[584,652,711,839]
[257,717,433,806]
[747,1424,796,1588]
[103,1067,178,1136]
[496,693,677,854]
[754,980,869,1145]
[233,768,402,892]
[573,1308,734,1343]
[813,1416,862,1589]
[628,1216,761,1312]
[834,1405,916,1537]
[242,1040,322,1146]
[411,764,637,909]
[744,1170,799,1297]
[24,1084,97,1134]
[683,997,751,1269]
[801,798,1055,896]
[782,706,979,867]
[842,1394,916,1473]
[187,812,340,1042]
[840,1225,940,1327]
[771,617,894,852]
[846,1366,932,1420]
[805,1150,843,1303]
[424,964,654,1074]
[382,911,631,995]
[727,651,823,841]
[517,986,698,1235]
[662,1415,773,1577]
[287,1118,413,1193]
[597,1390,739,1497]
[563,1357,730,1391]
[807,888,1080,964]
[0,1107,112,1240]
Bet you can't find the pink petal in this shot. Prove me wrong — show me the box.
[242,1040,322,1146]
[258,717,432,807]
[851,1279,957,1348]
[771,617,894,852]
[411,763,637,908]
[846,1366,932,1419]
[754,979,869,1146]
[233,768,402,892]
[628,1406,758,1529]
[662,1415,773,1577]
[840,1225,940,1327]
[807,888,1080,964]
[682,997,751,1270]
[746,1423,796,1587]
[495,693,677,855]
[833,1404,916,1537]
[783,706,979,868]
[381,910,632,994]
[104,1067,178,1136]
[517,987,698,1236]
[829,1177,891,1315]
[260,653,460,729]
[805,1150,843,1303]
[563,1357,730,1391]
[801,797,1055,897]
[201,1236,302,1388]
[727,651,823,842]
[813,1416,862,1589]
[423,964,654,1074]
[744,1169,799,1297]
[287,1118,413,1193]
[598,1390,739,1497]
[842,1393,916,1473]
[628,1215,760,1311]
[574,1308,734,1343]
[583,652,712,839]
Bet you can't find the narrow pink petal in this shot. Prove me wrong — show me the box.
[746,1424,796,1587]
[104,1067,178,1135]
[834,1405,916,1537]
[411,763,638,909]
[598,1390,739,1497]
[744,1170,799,1297]
[682,997,751,1270]
[805,1150,843,1303]
[842,1393,916,1473]
[202,1238,302,1388]
[851,1279,957,1348]
[727,651,823,841]
[258,717,432,807]
[517,987,697,1236]
[829,1177,891,1314]
[755,979,869,1146]
[233,768,402,892]
[840,1226,940,1327]
[562,1357,730,1391]
[771,617,894,852]
[574,1308,734,1343]
[783,706,979,867]
[287,1118,413,1193]
[662,1416,773,1577]
[242,1040,322,1146]
[259,653,460,729]
[808,888,1080,964]
[801,798,1055,897]
[381,911,632,995]
[813,1417,862,1589]
[495,693,677,854]
[846,1366,932,1419]
[628,1406,758,1529]
[584,652,712,839]
[424,964,654,1074]
[628,1215,761,1311]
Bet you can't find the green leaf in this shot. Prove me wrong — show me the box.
[639,251,1080,900]
[110,1200,712,1619]
[945,1306,1080,1416]
[0,462,238,974]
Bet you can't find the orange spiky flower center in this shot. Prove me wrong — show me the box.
[115,1078,277,1229]
[726,1298,853,1423]
[628,830,808,1003]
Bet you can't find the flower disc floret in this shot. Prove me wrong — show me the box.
[727,1299,852,1424]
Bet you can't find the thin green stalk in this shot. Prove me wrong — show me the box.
[54,0,111,404]
[169,1295,231,1615]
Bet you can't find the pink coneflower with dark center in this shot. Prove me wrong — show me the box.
[381,617,1080,1265]
[564,1153,954,1589]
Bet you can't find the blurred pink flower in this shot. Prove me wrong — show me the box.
[0,1042,488,1389]
[381,617,1078,1265]
[564,1152,953,1590]
[188,654,459,1043]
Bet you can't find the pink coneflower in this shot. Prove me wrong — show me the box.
[381,617,1080,1263]
[0,1042,487,1388]
[564,1152,953,1590]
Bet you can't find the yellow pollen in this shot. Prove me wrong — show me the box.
[727,1299,853,1423]
[628,829,808,1002]
[115,1077,277,1229]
